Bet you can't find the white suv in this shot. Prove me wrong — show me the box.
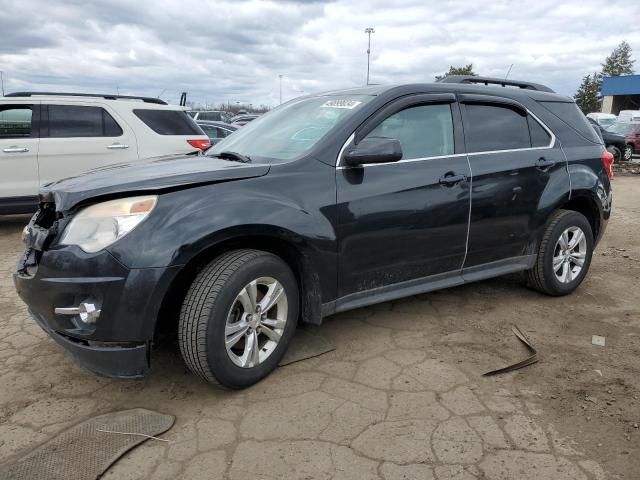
[1,92,210,214]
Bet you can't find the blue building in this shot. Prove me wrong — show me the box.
[600,75,640,114]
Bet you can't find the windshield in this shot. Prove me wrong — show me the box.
[597,117,616,127]
[207,95,372,163]
[607,122,638,135]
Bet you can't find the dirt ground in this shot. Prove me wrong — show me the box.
[0,176,638,480]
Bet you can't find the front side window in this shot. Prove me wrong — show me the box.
[464,104,530,152]
[47,105,123,138]
[0,105,32,138]
[365,104,455,159]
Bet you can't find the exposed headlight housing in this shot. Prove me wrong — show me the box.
[60,196,157,253]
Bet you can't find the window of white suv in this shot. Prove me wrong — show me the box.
[133,109,203,135]
[0,105,33,138]
[44,105,123,138]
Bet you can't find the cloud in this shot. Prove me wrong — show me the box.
[1,0,639,106]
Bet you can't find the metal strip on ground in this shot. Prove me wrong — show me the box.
[0,408,174,480]
[482,325,539,376]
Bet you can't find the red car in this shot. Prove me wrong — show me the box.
[607,122,640,161]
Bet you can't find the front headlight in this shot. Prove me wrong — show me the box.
[60,195,157,253]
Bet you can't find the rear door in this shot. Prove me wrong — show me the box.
[0,101,40,207]
[37,103,138,185]
[460,96,567,268]
[336,94,471,300]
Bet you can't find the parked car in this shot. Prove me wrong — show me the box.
[196,121,238,145]
[586,112,617,127]
[617,110,640,123]
[1,92,210,214]
[14,76,612,389]
[230,114,259,126]
[188,110,232,123]
[588,117,628,161]
[606,121,640,161]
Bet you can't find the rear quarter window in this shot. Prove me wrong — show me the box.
[134,109,203,135]
[537,101,601,144]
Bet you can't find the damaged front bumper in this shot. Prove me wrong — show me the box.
[13,208,182,379]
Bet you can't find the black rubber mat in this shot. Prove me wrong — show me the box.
[0,408,174,480]
[279,328,335,366]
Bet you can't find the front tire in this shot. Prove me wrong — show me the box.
[179,249,299,389]
[623,144,634,161]
[527,210,594,296]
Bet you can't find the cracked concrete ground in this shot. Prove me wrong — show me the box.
[1,177,639,479]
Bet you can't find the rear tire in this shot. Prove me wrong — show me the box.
[607,145,622,163]
[178,249,299,389]
[527,210,594,296]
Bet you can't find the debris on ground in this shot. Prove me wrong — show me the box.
[592,335,606,347]
[483,325,538,376]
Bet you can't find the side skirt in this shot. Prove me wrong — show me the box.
[324,254,536,317]
[0,196,39,215]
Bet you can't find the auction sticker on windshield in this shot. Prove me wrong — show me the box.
[321,100,362,109]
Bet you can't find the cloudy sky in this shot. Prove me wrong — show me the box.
[1,0,639,107]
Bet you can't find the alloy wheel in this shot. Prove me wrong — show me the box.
[553,227,587,284]
[224,277,288,368]
[624,145,633,161]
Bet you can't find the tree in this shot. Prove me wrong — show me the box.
[435,64,476,81]
[601,40,635,77]
[574,73,601,114]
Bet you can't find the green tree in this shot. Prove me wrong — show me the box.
[601,40,635,77]
[435,64,476,81]
[574,73,601,114]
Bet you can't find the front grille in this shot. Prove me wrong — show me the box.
[16,202,60,276]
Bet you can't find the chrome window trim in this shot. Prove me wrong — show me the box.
[335,108,556,169]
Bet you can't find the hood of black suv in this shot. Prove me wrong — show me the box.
[40,154,270,212]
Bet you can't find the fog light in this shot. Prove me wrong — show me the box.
[55,302,101,324]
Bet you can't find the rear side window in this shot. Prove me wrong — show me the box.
[198,112,223,121]
[464,104,530,152]
[134,109,202,135]
[46,105,123,138]
[528,116,552,147]
[0,105,32,138]
[537,101,601,143]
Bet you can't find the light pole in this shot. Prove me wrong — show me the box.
[0,71,5,96]
[279,74,283,105]
[364,27,375,85]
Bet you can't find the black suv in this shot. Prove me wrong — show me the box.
[14,77,613,388]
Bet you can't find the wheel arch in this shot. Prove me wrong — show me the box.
[559,194,601,240]
[154,229,324,343]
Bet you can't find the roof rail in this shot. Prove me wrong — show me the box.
[4,92,168,105]
[437,75,555,93]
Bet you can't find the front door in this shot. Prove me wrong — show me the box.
[336,96,471,300]
[460,96,568,267]
[0,102,40,208]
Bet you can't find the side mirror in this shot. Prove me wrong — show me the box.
[343,137,403,167]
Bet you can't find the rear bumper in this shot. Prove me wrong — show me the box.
[13,245,182,378]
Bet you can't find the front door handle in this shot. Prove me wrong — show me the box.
[3,146,29,153]
[535,157,555,172]
[439,173,466,186]
[107,143,129,150]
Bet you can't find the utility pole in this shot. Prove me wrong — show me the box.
[279,74,283,105]
[364,27,375,85]
[0,71,5,96]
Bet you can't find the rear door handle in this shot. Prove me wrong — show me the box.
[535,157,555,172]
[439,173,466,186]
[3,146,29,153]
[107,143,129,150]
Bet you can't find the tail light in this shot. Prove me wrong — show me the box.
[187,139,211,151]
[601,149,614,179]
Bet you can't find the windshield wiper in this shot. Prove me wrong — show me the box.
[210,151,252,163]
